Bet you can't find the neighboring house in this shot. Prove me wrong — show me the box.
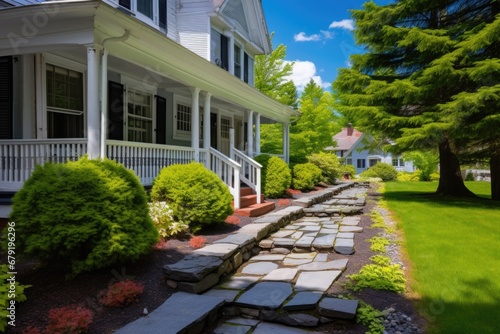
[0,0,299,218]
[326,124,414,175]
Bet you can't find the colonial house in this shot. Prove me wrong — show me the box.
[0,0,299,218]
[327,124,414,175]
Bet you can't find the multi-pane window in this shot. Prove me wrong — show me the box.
[46,64,84,138]
[369,158,380,167]
[117,0,167,32]
[221,117,230,139]
[176,103,191,135]
[392,158,405,167]
[127,88,153,143]
[346,158,353,165]
[137,0,153,19]
[357,159,366,169]
[234,45,241,78]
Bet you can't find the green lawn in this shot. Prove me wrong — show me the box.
[384,181,500,334]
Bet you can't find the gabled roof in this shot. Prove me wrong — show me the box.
[332,126,364,151]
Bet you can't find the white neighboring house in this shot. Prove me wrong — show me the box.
[326,124,414,175]
[0,0,299,218]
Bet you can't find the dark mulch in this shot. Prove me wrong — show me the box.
[5,185,427,334]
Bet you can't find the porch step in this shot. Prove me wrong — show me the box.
[240,187,254,197]
[233,201,275,217]
[240,194,266,208]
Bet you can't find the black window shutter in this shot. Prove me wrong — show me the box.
[156,96,166,144]
[159,0,167,31]
[108,81,124,140]
[221,35,229,71]
[243,53,249,83]
[0,56,13,139]
[118,0,131,10]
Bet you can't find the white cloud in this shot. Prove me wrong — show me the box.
[329,19,354,31]
[320,30,334,40]
[284,60,331,92]
[294,32,321,42]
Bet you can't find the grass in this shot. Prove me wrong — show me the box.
[383,181,500,334]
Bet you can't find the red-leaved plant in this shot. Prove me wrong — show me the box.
[189,236,206,249]
[286,188,302,196]
[99,280,144,308]
[224,215,241,225]
[21,326,42,334]
[44,305,93,334]
[277,198,291,207]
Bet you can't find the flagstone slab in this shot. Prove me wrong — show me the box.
[286,252,317,259]
[334,238,354,255]
[339,226,363,233]
[250,254,286,261]
[221,276,260,290]
[342,217,361,225]
[163,255,223,282]
[337,232,354,239]
[262,268,298,282]
[283,291,323,311]
[299,226,321,232]
[319,228,338,234]
[314,253,328,262]
[236,282,293,309]
[295,270,342,292]
[284,225,300,230]
[295,236,314,248]
[226,317,261,326]
[242,262,279,275]
[297,259,348,271]
[318,297,359,320]
[203,289,240,302]
[312,234,335,249]
[194,243,239,260]
[283,257,314,266]
[273,230,295,238]
[214,233,255,246]
[214,323,252,334]
[253,322,314,334]
[291,231,303,239]
[273,238,296,247]
[238,223,272,241]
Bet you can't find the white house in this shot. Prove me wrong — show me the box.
[327,124,414,175]
[0,0,299,218]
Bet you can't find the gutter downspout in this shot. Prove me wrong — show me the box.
[100,30,130,158]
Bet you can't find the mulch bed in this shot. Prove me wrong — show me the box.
[5,185,426,333]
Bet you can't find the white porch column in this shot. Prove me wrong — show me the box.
[100,49,108,158]
[229,128,235,160]
[247,110,254,157]
[283,123,290,163]
[87,47,101,159]
[203,92,212,168]
[255,113,261,156]
[227,32,235,75]
[191,87,201,162]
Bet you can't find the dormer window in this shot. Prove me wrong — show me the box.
[117,0,167,33]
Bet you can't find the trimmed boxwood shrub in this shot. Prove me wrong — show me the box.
[292,163,322,191]
[151,162,233,229]
[8,157,158,278]
[341,164,357,179]
[360,162,398,181]
[253,154,273,194]
[264,157,291,198]
[307,152,341,184]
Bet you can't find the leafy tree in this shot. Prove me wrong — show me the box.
[334,0,500,198]
[402,151,438,181]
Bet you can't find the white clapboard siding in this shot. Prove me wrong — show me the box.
[177,12,210,60]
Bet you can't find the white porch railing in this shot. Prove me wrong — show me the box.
[106,140,207,186]
[209,147,241,209]
[0,139,87,191]
[233,148,262,204]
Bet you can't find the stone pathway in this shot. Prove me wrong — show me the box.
[116,183,370,334]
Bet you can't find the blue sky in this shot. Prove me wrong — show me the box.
[262,0,393,92]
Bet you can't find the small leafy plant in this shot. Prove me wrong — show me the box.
[347,255,406,293]
[368,236,390,253]
[189,236,207,249]
[0,264,30,332]
[45,305,93,334]
[356,301,385,334]
[100,280,144,308]
[277,198,292,207]
[225,215,241,225]
[148,201,189,239]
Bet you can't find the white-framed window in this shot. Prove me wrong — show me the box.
[220,116,230,139]
[234,44,241,79]
[126,88,153,143]
[392,158,405,167]
[369,158,381,167]
[346,158,353,165]
[44,56,86,139]
[357,159,366,169]
[116,0,167,32]
[173,96,203,140]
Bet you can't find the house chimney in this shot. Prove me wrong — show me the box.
[347,123,354,136]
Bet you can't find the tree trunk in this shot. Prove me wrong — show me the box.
[436,139,476,197]
[490,151,500,201]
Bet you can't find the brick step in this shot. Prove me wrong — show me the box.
[233,201,275,217]
[239,194,266,208]
[240,187,254,197]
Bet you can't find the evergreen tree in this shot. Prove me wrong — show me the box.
[334,0,500,198]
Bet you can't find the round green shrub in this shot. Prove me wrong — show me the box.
[397,171,420,182]
[253,154,273,193]
[151,162,233,229]
[360,162,398,181]
[264,157,291,198]
[430,172,440,181]
[292,163,322,191]
[341,164,357,179]
[306,152,341,184]
[9,157,158,278]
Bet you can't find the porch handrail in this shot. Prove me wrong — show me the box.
[106,140,208,186]
[209,147,241,209]
[0,139,87,190]
[233,148,262,204]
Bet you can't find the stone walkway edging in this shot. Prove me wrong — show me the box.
[163,182,357,294]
